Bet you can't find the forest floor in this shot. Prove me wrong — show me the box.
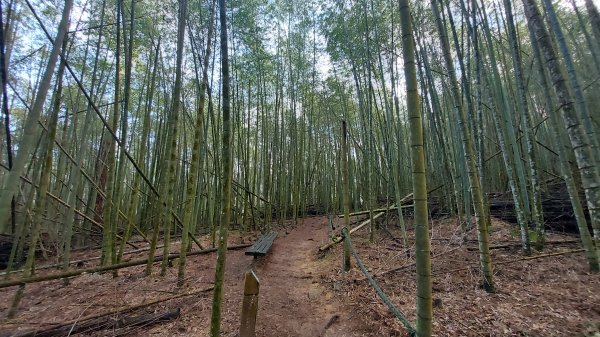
[0,215,599,336]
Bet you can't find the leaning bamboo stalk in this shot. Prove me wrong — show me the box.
[0,0,74,234]
[526,14,599,271]
[323,186,443,252]
[335,184,444,218]
[25,1,203,255]
[14,174,139,246]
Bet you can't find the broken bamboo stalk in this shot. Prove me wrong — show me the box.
[0,244,250,289]
[3,308,181,337]
[334,185,443,219]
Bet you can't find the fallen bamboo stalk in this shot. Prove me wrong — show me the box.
[319,211,388,252]
[465,240,579,251]
[0,244,250,289]
[354,247,462,282]
[3,286,213,337]
[433,249,585,276]
[0,245,166,277]
[336,204,414,218]
[334,184,443,219]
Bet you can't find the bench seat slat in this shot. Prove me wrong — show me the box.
[245,231,277,256]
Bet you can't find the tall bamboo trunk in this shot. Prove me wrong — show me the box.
[399,0,431,334]
[0,0,74,234]
[178,0,216,286]
[431,0,494,292]
[523,0,600,254]
[210,0,234,333]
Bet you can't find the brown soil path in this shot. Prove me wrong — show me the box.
[2,216,597,336]
[0,216,376,336]
[252,216,358,337]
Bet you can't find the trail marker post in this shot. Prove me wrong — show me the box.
[240,270,260,337]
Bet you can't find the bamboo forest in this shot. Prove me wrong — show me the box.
[0,0,599,335]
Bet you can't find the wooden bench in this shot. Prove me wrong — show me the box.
[245,231,277,257]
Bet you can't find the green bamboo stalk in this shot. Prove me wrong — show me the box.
[399,0,431,334]
[341,121,351,272]
[502,0,544,249]
[0,0,73,234]
[542,0,600,173]
[431,0,494,292]
[100,0,122,268]
[178,0,215,286]
[210,0,233,333]
[7,30,69,317]
[523,0,600,254]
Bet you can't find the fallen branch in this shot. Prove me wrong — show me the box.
[342,229,416,335]
[0,244,250,289]
[3,286,213,337]
[318,314,340,337]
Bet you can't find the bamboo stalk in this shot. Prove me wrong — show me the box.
[336,204,413,218]
[0,244,250,289]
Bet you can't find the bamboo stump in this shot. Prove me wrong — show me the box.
[240,270,260,337]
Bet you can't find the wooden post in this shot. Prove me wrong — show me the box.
[240,270,260,337]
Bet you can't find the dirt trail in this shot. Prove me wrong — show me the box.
[253,216,359,337]
[0,216,373,336]
[2,215,597,336]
